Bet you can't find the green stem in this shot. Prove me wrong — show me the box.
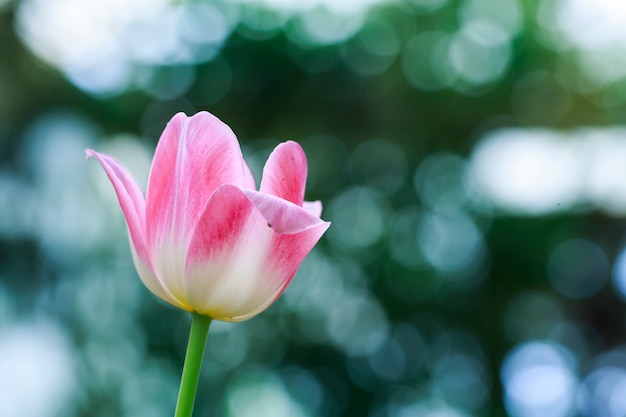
[174,312,212,417]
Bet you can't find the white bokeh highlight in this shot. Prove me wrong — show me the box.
[0,320,77,417]
[501,341,578,417]
[467,127,626,215]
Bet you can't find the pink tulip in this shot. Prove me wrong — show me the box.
[87,111,329,322]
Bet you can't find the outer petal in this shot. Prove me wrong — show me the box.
[259,141,307,206]
[87,149,181,306]
[184,185,329,321]
[129,236,189,311]
[145,112,255,250]
[184,185,272,319]
[257,220,330,315]
[85,149,150,266]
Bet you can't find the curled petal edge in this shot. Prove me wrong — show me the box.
[241,188,328,235]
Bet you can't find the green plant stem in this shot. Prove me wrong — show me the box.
[174,312,212,417]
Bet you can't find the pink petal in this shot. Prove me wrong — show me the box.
[242,189,327,234]
[224,204,329,321]
[303,200,323,218]
[184,185,273,318]
[184,185,329,320]
[85,149,151,268]
[129,236,189,311]
[186,186,328,266]
[185,184,255,268]
[260,141,308,206]
[145,112,255,248]
[261,218,330,304]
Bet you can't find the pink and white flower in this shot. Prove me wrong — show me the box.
[87,111,329,322]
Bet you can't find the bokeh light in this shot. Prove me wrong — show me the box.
[0,320,77,417]
[225,368,311,417]
[612,245,626,301]
[417,210,486,284]
[326,186,391,254]
[467,127,626,215]
[544,0,626,85]
[467,128,582,214]
[582,348,626,417]
[547,238,609,299]
[501,341,578,417]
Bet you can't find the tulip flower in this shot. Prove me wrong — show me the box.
[87,110,329,320]
[86,111,329,417]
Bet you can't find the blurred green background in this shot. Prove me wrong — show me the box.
[2,0,626,416]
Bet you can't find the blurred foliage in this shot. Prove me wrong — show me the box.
[2,0,626,416]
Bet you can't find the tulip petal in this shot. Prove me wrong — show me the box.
[87,149,184,305]
[129,236,189,311]
[303,200,323,217]
[252,219,330,317]
[241,190,326,234]
[260,141,308,206]
[184,185,329,321]
[85,149,150,267]
[148,236,193,311]
[184,185,273,319]
[145,112,255,249]
[186,185,256,265]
